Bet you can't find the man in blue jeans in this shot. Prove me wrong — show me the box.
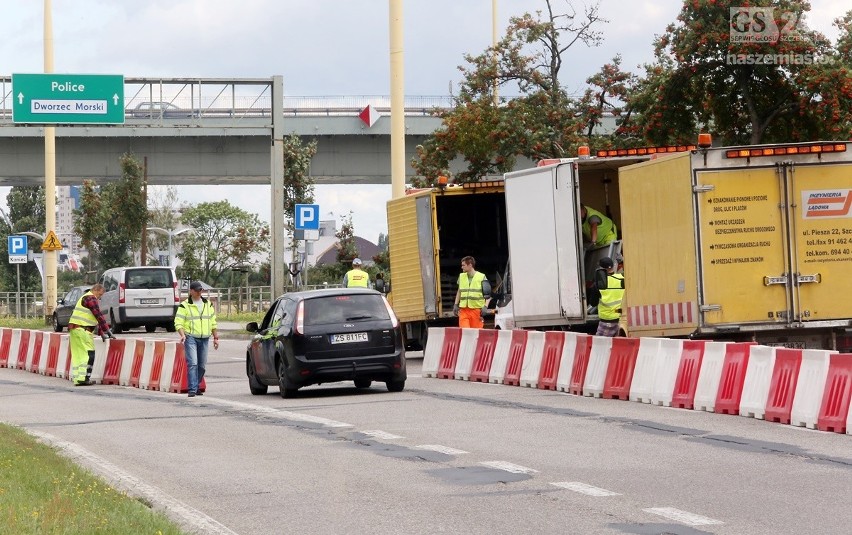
[174,281,219,397]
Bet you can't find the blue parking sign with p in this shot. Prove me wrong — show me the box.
[295,204,319,230]
[9,235,27,255]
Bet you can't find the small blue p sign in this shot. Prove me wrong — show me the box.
[295,204,320,230]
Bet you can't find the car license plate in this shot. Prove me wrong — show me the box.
[331,332,368,344]
[139,298,159,305]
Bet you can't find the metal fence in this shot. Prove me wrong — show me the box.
[0,285,343,319]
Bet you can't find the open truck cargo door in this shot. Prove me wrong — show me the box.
[505,162,585,327]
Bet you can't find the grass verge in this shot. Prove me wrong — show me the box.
[0,423,186,534]
[0,317,50,330]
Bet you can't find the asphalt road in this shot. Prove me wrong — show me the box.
[1,334,850,535]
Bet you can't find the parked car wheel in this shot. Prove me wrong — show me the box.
[386,380,405,393]
[354,378,372,389]
[52,313,63,332]
[277,356,299,398]
[165,323,176,333]
[110,311,123,334]
[247,357,268,395]
[145,325,157,333]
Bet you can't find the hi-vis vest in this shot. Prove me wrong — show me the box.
[583,205,618,246]
[174,298,217,337]
[458,271,486,309]
[345,268,369,288]
[70,291,98,327]
[598,273,625,321]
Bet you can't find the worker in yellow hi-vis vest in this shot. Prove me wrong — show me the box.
[68,283,115,386]
[453,256,491,329]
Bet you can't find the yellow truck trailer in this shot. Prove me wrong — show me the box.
[387,181,507,349]
[619,141,852,351]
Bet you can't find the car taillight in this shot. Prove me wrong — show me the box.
[118,283,125,304]
[382,296,399,328]
[173,281,180,303]
[295,301,304,334]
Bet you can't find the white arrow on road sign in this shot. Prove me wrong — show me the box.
[17,93,23,104]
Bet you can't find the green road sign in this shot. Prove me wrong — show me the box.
[12,73,125,125]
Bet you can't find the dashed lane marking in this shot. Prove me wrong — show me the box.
[414,444,469,455]
[202,398,353,427]
[361,430,404,440]
[479,461,539,474]
[550,481,621,496]
[30,430,238,535]
[643,507,724,526]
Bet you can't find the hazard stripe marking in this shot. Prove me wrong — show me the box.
[550,481,621,496]
[414,444,469,455]
[479,461,539,474]
[643,507,723,526]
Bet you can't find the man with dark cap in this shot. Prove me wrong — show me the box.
[175,281,219,397]
[595,256,624,337]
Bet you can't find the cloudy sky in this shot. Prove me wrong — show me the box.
[1,0,847,242]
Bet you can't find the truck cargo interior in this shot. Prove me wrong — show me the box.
[434,191,508,312]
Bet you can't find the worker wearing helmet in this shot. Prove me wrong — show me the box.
[343,258,369,288]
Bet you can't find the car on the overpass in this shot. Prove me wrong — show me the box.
[129,101,199,118]
[245,288,406,398]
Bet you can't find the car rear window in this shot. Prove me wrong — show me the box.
[304,295,390,325]
[125,269,173,290]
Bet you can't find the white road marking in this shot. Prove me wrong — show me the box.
[414,444,469,455]
[201,398,353,427]
[643,507,724,526]
[550,481,621,496]
[29,430,238,535]
[361,430,404,440]
[479,461,539,474]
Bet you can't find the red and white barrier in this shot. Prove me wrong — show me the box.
[519,331,546,388]
[0,328,13,368]
[488,329,515,384]
[454,328,480,381]
[10,329,33,370]
[25,331,45,373]
[555,332,584,393]
[629,337,662,403]
[816,353,852,434]
[739,345,777,419]
[602,337,640,400]
[693,342,728,412]
[651,339,684,407]
[764,348,803,425]
[583,336,613,398]
[537,331,566,391]
[56,335,71,379]
[790,350,833,429]
[502,330,527,386]
[469,330,498,383]
[421,327,445,378]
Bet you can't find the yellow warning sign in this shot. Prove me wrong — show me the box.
[41,230,63,251]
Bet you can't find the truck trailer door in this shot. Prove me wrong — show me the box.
[789,163,852,321]
[695,167,790,325]
[505,163,584,327]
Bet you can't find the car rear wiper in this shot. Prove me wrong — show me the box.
[344,315,373,321]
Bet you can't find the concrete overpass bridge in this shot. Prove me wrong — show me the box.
[0,76,460,186]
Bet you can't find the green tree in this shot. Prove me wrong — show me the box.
[576,55,641,149]
[629,1,848,145]
[335,211,358,266]
[282,133,318,264]
[179,201,269,286]
[0,187,47,292]
[413,0,606,185]
[74,154,147,272]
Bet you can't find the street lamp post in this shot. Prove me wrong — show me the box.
[20,231,46,319]
[147,227,196,267]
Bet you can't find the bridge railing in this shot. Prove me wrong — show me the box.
[0,76,453,121]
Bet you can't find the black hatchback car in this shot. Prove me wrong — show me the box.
[245,288,406,398]
[53,285,91,332]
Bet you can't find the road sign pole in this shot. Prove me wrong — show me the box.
[16,264,20,320]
